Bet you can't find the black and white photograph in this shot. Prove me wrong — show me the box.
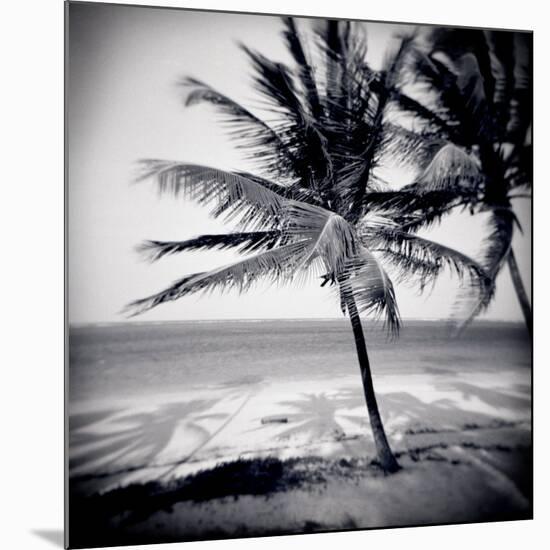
[66,1,532,547]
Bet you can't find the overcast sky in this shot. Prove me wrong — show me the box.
[67,2,531,324]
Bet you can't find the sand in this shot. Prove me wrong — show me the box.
[68,366,532,547]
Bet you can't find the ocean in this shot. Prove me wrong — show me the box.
[68,319,531,404]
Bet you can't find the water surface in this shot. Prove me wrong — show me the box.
[69,319,531,403]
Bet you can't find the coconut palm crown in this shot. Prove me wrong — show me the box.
[126,18,490,472]
[366,28,532,333]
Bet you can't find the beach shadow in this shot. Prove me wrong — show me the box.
[256,379,529,446]
[69,398,220,475]
[257,387,484,442]
[69,409,120,432]
[159,390,256,479]
[266,391,366,442]
[378,391,497,429]
[375,384,533,437]
[448,382,531,411]
[31,529,64,548]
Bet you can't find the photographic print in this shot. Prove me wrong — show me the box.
[66,1,533,547]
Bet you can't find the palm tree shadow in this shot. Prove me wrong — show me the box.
[69,398,220,475]
[250,380,529,447]
[264,391,366,442]
[334,388,485,436]
[376,387,527,434]
[447,381,531,411]
[159,390,256,479]
[69,408,120,432]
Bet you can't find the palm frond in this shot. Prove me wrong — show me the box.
[484,31,515,135]
[450,280,495,336]
[240,44,334,198]
[363,218,493,333]
[450,208,514,332]
[336,97,386,220]
[452,52,491,134]
[380,31,417,90]
[389,87,456,138]
[124,240,313,316]
[127,200,366,316]
[281,17,322,118]
[180,77,294,178]
[359,216,490,295]
[337,34,417,220]
[240,44,303,115]
[363,187,471,233]
[379,123,443,168]
[416,143,483,192]
[313,20,372,118]
[137,231,282,262]
[479,207,515,277]
[338,246,401,335]
[429,27,495,103]
[403,47,475,144]
[506,32,532,143]
[505,143,532,191]
[365,142,484,231]
[423,29,518,139]
[136,161,287,230]
[285,202,358,276]
[314,19,349,117]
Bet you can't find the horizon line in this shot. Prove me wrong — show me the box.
[68,317,525,327]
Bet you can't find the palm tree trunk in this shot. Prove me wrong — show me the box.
[507,247,532,337]
[345,294,400,473]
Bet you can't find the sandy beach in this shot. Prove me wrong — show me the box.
[69,357,532,547]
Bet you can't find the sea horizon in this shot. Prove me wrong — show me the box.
[69,317,527,329]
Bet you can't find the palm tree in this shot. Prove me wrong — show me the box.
[126,18,489,473]
[366,28,532,335]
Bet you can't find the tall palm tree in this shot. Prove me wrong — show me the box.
[126,18,489,473]
[367,28,532,335]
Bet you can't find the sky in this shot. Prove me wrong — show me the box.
[67,2,532,324]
